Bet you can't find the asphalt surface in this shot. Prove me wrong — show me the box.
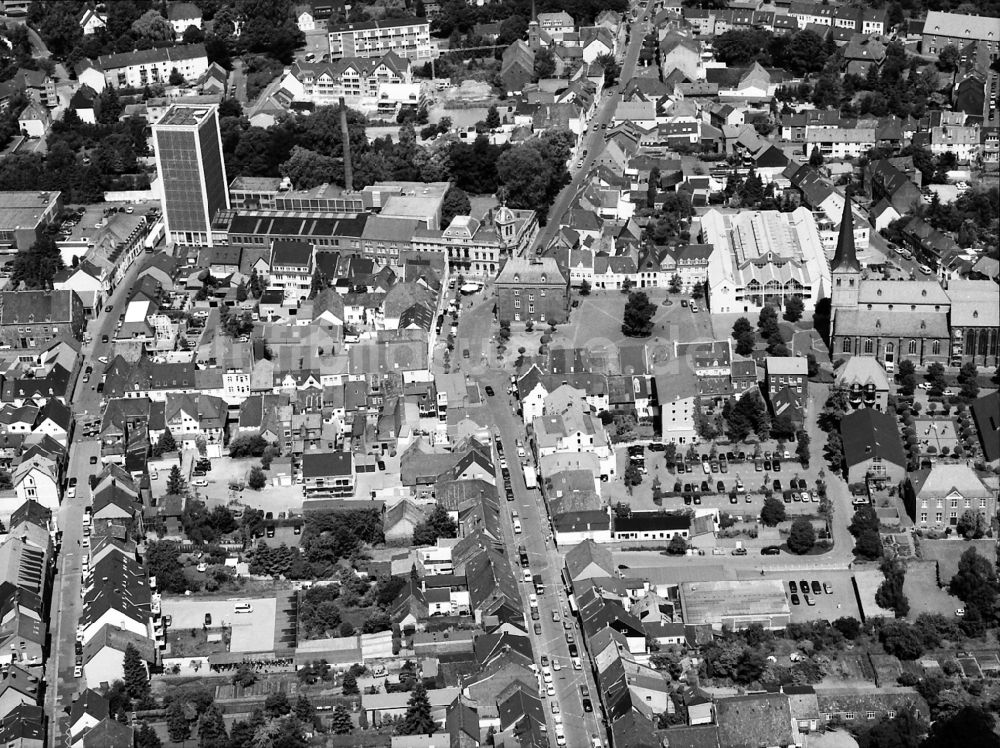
[45,258,145,747]
[532,10,652,254]
[479,371,607,748]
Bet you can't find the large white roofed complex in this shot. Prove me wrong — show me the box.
[700,207,830,315]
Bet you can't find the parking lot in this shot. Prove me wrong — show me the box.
[161,595,277,653]
[762,570,862,623]
[610,445,827,522]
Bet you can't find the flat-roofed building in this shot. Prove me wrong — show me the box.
[0,191,62,251]
[327,17,434,60]
[679,579,790,631]
[701,207,829,315]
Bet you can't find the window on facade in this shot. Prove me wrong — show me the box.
[908,339,917,354]
[864,339,874,354]
[866,712,877,720]
[843,339,851,353]
[844,713,856,721]
[936,512,943,522]
[920,512,927,522]
[932,341,940,355]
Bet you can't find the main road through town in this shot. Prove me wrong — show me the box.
[45,257,146,748]
[532,7,652,255]
[479,369,608,748]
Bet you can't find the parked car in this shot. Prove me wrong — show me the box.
[789,581,798,594]
[790,593,800,605]
[761,546,781,555]
[811,581,822,595]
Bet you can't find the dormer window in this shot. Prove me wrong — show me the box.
[973,310,979,319]
[877,289,882,296]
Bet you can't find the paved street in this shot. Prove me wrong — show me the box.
[45,258,146,748]
[532,10,652,253]
[478,371,607,748]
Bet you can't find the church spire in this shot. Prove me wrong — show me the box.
[831,192,861,273]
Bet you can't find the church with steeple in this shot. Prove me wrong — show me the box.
[830,194,952,369]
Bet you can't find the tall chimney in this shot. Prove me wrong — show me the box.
[339,96,353,193]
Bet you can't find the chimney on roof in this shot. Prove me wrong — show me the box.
[339,97,353,193]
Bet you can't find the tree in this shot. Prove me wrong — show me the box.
[854,529,883,561]
[795,430,810,467]
[923,706,997,748]
[166,699,191,743]
[876,558,909,618]
[342,670,359,695]
[723,391,770,442]
[169,67,185,86]
[198,705,228,748]
[579,279,591,296]
[441,186,471,227]
[624,464,643,493]
[787,517,815,554]
[735,330,756,356]
[330,704,353,734]
[154,429,177,457]
[849,504,880,537]
[231,663,257,688]
[956,509,987,540]
[123,643,150,700]
[412,504,458,546]
[136,722,163,748]
[760,497,786,526]
[897,359,917,396]
[485,104,501,129]
[247,466,267,490]
[833,616,862,639]
[783,295,804,323]
[936,44,960,72]
[166,465,186,495]
[662,534,685,556]
[533,48,555,80]
[132,9,174,41]
[264,692,291,718]
[950,547,999,623]
[622,291,658,337]
[809,146,823,167]
[398,682,436,735]
[856,708,926,748]
[957,361,979,400]
[668,274,682,293]
[880,621,923,659]
[926,362,947,394]
[732,317,753,339]
[757,304,781,340]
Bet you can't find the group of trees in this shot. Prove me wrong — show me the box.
[0,100,150,201]
[921,186,999,250]
[412,504,458,546]
[849,504,884,561]
[30,0,304,76]
[713,28,832,75]
[721,391,771,443]
[950,547,998,634]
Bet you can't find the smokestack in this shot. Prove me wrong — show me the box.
[339,97,353,193]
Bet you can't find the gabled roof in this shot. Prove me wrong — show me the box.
[840,408,907,469]
[716,693,794,748]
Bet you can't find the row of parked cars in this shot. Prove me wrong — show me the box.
[789,579,833,606]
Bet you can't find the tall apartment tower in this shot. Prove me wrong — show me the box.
[152,105,229,247]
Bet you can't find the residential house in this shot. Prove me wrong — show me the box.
[921,11,1000,58]
[82,624,155,690]
[840,408,908,486]
[79,7,107,35]
[96,43,209,89]
[301,450,355,496]
[765,357,808,427]
[268,240,314,301]
[280,52,414,111]
[17,102,49,138]
[69,85,101,124]
[12,456,61,512]
[501,41,535,95]
[815,686,928,727]
[904,463,996,532]
[167,2,202,38]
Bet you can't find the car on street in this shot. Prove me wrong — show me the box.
[551,702,560,714]
[552,611,560,622]
[546,685,555,697]
[534,622,542,634]
[572,657,582,670]
[552,659,561,671]
[582,698,593,712]
[97,356,108,364]
[732,547,747,556]
[761,546,781,555]
[89,456,98,464]
[805,593,816,606]
[74,665,83,677]
[919,264,933,274]
[192,478,208,487]
[105,305,113,313]
[66,487,76,499]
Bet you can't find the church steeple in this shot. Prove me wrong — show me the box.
[830,191,862,314]
[831,193,861,273]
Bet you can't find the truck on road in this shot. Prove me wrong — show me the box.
[523,464,537,489]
